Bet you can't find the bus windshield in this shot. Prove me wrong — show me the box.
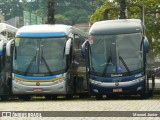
[13,37,66,75]
[90,33,143,76]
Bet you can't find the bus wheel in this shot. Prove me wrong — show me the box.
[140,93,148,99]
[107,94,119,99]
[1,96,8,101]
[148,90,153,97]
[95,95,103,100]
[45,95,52,100]
[66,94,73,100]
[21,96,31,101]
[52,95,57,100]
[79,93,89,98]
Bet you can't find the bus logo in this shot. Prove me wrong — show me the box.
[115,82,119,86]
[111,74,122,77]
[36,82,40,86]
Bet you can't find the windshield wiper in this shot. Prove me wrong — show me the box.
[119,56,131,75]
[41,56,52,76]
[102,56,111,76]
[41,48,52,76]
[24,55,36,76]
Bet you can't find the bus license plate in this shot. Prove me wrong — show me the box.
[113,88,122,92]
[33,88,43,92]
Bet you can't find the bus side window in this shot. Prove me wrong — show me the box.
[0,45,6,72]
[2,45,6,67]
[74,34,86,65]
[0,56,2,72]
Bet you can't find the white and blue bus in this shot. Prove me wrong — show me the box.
[82,19,155,99]
[6,24,88,100]
[0,23,18,100]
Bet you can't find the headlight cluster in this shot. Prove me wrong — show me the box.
[52,78,65,85]
[132,76,145,83]
[13,79,21,84]
[90,79,102,85]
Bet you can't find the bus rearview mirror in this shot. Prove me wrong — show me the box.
[81,40,88,59]
[143,37,149,53]
[0,41,4,56]
[65,38,72,55]
[6,39,14,56]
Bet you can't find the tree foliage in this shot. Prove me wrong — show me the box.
[54,0,101,25]
[90,1,118,23]
[0,0,101,24]
[0,0,23,20]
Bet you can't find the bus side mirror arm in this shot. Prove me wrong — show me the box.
[6,39,14,56]
[81,40,89,59]
[0,40,5,56]
[143,37,149,53]
[65,38,72,55]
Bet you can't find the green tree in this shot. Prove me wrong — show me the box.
[21,0,47,23]
[0,0,23,20]
[55,14,71,24]
[20,0,101,25]
[90,1,118,23]
[54,0,101,25]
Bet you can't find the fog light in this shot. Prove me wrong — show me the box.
[137,86,142,91]
[58,86,63,91]
[93,89,99,93]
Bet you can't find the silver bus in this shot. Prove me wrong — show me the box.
[6,24,88,100]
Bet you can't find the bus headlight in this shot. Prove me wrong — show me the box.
[53,78,65,84]
[133,76,145,83]
[90,79,102,85]
[14,79,20,84]
[137,86,142,91]
[93,89,99,93]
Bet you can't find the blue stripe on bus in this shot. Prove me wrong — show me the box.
[16,32,66,37]
[13,73,64,80]
[90,72,145,82]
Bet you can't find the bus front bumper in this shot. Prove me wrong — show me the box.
[89,78,145,95]
[12,78,67,95]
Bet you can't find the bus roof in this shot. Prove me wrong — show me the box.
[0,23,18,33]
[89,19,143,35]
[16,24,88,37]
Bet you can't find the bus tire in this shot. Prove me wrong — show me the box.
[52,95,57,100]
[45,95,52,100]
[79,93,90,98]
[66,94,73,100]
[95,95,103,100]
[20,96,31,101]
[140,92,149,99]
[148,90,153,97]
[107,94,119,99]
[1,95,8,101]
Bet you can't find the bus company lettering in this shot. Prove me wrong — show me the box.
[111,74,122,77]
[135,73,142,78]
